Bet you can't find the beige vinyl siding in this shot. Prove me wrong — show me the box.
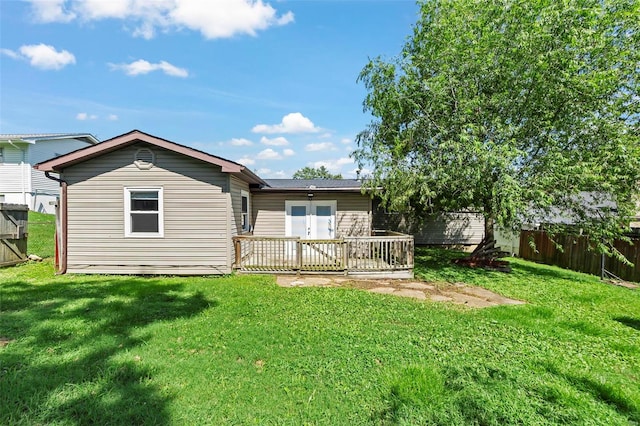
[252,192,371,237]
[229,176,250,235]
[63,143,231,275]
[373,204,485,245]
[228,175,250,267]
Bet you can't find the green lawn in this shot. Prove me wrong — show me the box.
[27,211,56,259]
[1,238,639,424]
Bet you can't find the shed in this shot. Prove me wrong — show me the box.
[34,130,264,275]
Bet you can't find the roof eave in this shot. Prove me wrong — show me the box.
[33,130,267,187]
[253,187,366,193]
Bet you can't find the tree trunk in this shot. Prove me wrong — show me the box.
[453,214,511,272]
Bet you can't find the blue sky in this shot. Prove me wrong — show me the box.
[0,0,418,178]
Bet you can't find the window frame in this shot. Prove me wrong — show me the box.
[241,190,250,233]
[124,187,164,238]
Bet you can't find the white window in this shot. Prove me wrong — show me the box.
[124,187,164,237]
[241,190,250,232]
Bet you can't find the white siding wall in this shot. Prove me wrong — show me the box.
[30,138,95,198]
[0,145,29,203]
[27,138,93,164]
[252,192,371,237]
[0,139,92,213]
[63,143,232,275]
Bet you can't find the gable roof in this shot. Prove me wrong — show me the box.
[258,179,363,192]
[33,129,266,185]
[0,133,99,145]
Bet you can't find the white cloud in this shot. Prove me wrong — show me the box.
[260,136,289,146]
[0,48,21,59]
[230,138,253,146]
[3,44,76,70]
[311,160,337,171]
[256,148,282,160]
[309,157,354,173]
[170,0,294,39]
[29,0,76,22]
[345,167,370,179]
[252,112,319,134]
[109,59,188,77]
[76,112,97,120]
[107,114,119,121]
[336,157,354,166]
[306,142,335,152]
[26,0,294,40]
[236,156,256,166]
[255,168,286,178]
[341,138,351,144]
[283,148,295,156]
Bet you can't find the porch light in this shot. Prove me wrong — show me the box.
[307,193,314,200]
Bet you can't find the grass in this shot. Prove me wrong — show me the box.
[27,211,56,259]
[1,222,639,424]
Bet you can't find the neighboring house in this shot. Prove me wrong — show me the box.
[0,133,99,213]
[372,201,485,249]
[34,130,412,276]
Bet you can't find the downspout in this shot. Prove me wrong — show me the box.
[44,171,67,274]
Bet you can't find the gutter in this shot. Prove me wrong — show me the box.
[44,171,67,274]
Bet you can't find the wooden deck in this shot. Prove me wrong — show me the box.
[233,231,414,278]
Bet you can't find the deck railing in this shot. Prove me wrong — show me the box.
[233,231,413,276]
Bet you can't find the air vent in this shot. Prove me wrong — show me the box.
[134,148,155,170]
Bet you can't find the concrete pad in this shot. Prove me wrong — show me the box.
[369,287,397,295]
[444,291,496,308]
[300,277,333,286]
[399,282,436,290]
[457,286,525,306]
[274,275,527,308]
[430,294,454,302]
[394,289,427,300]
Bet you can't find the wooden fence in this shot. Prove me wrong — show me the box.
[519,230,640,282]
[233,232,414,277]
[0,203,28,267]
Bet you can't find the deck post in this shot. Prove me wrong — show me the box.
[296,238,302,273]
[233,237,242,269]
[342,241,349,274]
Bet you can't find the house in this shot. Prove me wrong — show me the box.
[0,133,99,213]
[372,201,485,250]
[34,130,413,276]
[251,179,372,239]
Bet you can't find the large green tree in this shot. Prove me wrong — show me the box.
[293,166,343,180]
[355,0,640,259]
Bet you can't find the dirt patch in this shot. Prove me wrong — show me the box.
[606,280,638,290]
[0,337,14,347]
[276,276,525,308]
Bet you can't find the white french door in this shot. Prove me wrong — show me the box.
[285,200,336,239]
